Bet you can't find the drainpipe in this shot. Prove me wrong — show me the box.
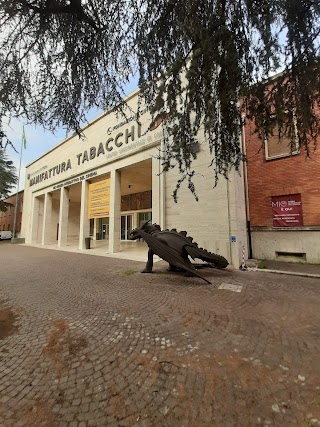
[241,114,253,259]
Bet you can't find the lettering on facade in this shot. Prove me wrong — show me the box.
[106,108,148,135]
[52,171,98,190]
[76,123,142,165]
[27,165,48,180]
[29,121,161,188]
[30,160,72,187]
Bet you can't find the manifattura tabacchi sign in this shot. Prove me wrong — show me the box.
[29,123,142,187]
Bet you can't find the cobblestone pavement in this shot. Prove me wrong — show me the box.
[0,242,320,427]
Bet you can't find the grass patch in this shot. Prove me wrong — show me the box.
[0,302,19,340]
[257,261,266,269]
[122,269,136,276]
[310,398,320,406]
[304,418,313,426]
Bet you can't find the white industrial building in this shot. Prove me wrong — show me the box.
[21,89,247,268]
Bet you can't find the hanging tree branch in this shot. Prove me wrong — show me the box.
[0,0,319,199]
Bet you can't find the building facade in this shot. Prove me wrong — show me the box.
[0,191,24,235]
[21,89,247,268]
[245,117,320,263]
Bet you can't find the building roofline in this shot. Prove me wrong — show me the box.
[0,189,24,202]
[26,87,140,168]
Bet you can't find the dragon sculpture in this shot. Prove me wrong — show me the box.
[129,221,229,284]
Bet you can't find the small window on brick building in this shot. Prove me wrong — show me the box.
[265,113,299,160]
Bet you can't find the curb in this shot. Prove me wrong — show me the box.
[257,269,320,279]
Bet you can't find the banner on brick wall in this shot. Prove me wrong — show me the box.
[272,194,303,227]
[88,178,110,219]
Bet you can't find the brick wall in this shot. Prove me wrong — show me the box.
[0,191,24,233]
[245,125,320,227]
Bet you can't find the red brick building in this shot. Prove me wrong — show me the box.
[245,119,320,263]
[0,191,24,236]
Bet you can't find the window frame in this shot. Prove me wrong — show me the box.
[265,111,299,160]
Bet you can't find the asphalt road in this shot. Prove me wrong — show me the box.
[0,242,320,426]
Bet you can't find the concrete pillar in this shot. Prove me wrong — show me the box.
[30,196,40,244]
[93,218,97,240]
[58,187,69,247]
[152,156,161,225]
[42,192,53,245]
[133,211,139,229]
[79,180,90,249]
[109,169,121,253]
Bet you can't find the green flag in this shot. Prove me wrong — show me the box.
[22,126,27,149]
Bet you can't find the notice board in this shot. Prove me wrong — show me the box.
[88,178,110,219]
[272,194,303,227]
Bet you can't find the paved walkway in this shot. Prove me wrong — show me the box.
[259,259,320,276]
[1,241,320,427]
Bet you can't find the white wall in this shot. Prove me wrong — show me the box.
[165,144,247,268]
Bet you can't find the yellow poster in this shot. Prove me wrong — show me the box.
[88,178,110,219]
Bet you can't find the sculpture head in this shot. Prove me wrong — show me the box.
[129,220,161,240]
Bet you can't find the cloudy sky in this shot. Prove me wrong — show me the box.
[5,78,138,194]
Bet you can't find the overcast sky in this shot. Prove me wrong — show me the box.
[5,78,138,194]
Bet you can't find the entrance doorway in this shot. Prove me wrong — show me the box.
[98,217,109,240]
[121,214,133,240]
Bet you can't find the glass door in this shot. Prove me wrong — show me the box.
[98,217,109,240]
[121,214,133,240]
[139,211,152,228]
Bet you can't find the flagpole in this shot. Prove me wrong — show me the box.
[12,129,24,240]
